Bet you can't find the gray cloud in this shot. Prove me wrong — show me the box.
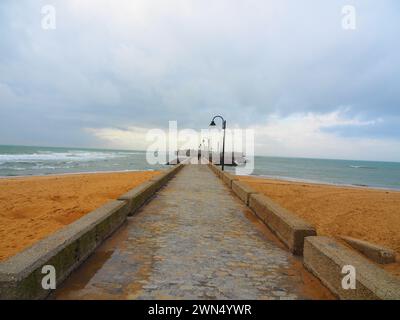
[0,0,399,157]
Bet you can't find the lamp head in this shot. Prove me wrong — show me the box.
[209,120,216,126]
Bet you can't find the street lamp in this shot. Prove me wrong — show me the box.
[209,115,226,171]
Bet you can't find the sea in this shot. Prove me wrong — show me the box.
[0,145,167,177]
[0,145,399,190]
[246,156,400,190]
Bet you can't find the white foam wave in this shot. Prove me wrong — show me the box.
[0,151,123,163]
[349,165,376,169]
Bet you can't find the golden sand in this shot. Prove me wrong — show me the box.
[238,176,400,276]
[0,171,159,261]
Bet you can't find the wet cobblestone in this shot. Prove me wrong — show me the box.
[54,165,316,300]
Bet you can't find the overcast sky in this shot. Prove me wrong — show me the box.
[0,1,399,161]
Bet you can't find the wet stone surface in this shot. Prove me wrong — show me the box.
[53,165,313,300]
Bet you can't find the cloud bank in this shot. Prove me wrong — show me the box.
[0,0,399,160]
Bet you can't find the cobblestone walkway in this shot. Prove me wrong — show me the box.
[53,165,326,300]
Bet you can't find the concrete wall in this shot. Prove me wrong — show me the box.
[0,163,184,300]
[207,163,316,256]
[231,180,258,205]
[0,200,129,300]
[207,162,223,178]
[304,237,400,300]
[207,163,400,299]
[119,164,184,216]
[340,236,396,264]
[249,194,316,255]
[222,172,238,188]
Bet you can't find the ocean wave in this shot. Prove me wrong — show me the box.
[116,151,145,155]
[0,167,27,171]
[0,151,123,162]
[349,165,377,169]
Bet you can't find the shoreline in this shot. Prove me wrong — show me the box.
[239,173,400,192]
[3,166,399,192]
[0,168,162,180]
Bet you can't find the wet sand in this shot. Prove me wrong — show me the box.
[238,176,400,276]
[0,171,160,261]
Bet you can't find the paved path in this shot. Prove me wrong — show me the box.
[53,165,326,300]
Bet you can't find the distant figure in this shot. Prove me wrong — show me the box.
[198,150,201,162]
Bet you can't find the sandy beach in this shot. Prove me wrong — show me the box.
[1,168,399,279]
[238,176,400,276]
[0,171,160,261]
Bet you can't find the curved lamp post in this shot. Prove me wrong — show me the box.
[209,115,226,171]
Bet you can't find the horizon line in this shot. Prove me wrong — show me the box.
[1,143,399,164]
